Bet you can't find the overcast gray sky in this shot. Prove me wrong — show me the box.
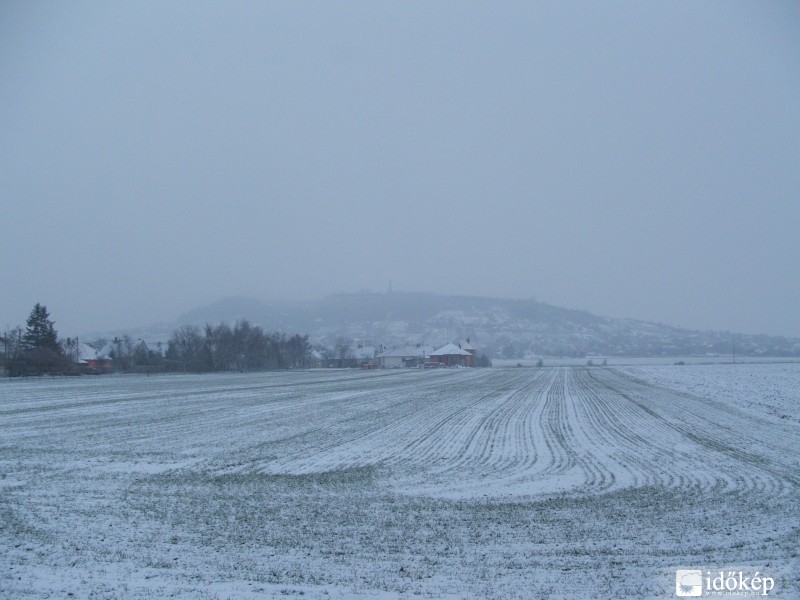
[2,1,799,337]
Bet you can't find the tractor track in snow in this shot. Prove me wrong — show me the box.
[2,365,799,599]
[205,367,799,500]
[2,367,796,501]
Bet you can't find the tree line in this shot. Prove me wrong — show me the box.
[2,303,70,376]
[165,323,311,372]
[2,303,312,376]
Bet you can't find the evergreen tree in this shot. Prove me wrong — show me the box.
[23,303,60,352]
[22,303,64,374]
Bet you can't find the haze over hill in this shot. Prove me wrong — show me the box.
[172,292,800,359]
[2,3,799,340]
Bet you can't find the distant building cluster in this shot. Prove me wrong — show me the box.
[47,337,486,375]
[339,340,479,369]
[376,341,476,368]
[307,340,482,369]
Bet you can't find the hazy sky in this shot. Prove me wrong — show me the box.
[2,1,799,337]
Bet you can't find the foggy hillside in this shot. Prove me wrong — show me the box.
[175,292,800,358]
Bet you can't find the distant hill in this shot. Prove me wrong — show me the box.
[174,292,800,359]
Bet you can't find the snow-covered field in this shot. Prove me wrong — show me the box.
[1,366,798,598]
[619,362,800,425]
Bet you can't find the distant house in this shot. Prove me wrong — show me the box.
[460,339,477,363]
[72,342,113,374]
[352,344,377,365]
[376,345,434,368]
[428,342,474,367]
[309,349,327,368]
[322,344,378,368]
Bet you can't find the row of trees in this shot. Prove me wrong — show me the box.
[4,303,489,376]
[165,323,311,372]
[2,304,313,376]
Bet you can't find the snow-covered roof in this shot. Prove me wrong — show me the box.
[96,341,115,357]
[460,340,476,351]
[430,343,471,356]
[69,343,111,364]
[377,345,432,359]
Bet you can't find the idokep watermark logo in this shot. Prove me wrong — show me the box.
[676,569,776,597]
[676,570,703,596]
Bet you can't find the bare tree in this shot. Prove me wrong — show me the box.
[334,337,353,368]
[166,325,205,372]
[2,326,24,376]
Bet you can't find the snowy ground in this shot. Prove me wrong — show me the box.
[1,366,798,599]
[618,362,800,424]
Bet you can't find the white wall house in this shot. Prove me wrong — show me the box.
[376,345,434,368]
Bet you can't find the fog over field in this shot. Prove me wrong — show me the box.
[2,5,800,598]
[1,2,799,337]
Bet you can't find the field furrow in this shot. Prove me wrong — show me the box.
[1,365,798,599]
